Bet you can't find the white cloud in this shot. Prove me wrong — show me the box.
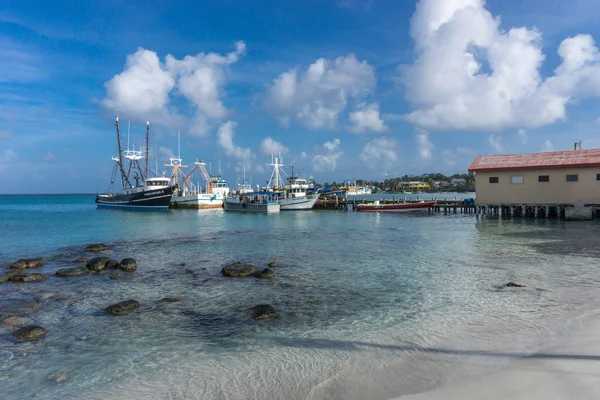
[0,149,19,170]
[400,0,600,131]
[348,103,388,133]
[259,137,289,155]
[359,137,399,171]
[265,54,375,129]
[216,121,252,172]
[542,139,555,152]
[159,146,175,160]
[102,42,245,136]
[42,152,56,162]
[517,128,528,144]
[488,134,503,153]
[416,130,433,161]
[313,138,342,172]
[300,151,308,159]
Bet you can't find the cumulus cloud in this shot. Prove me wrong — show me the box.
[517,128,528,144]
[216,121,252,171]
[542,139,555,152]
[488,134,503,153]
[300,151,308,159]
[102,42,245,136]
[359,137,399,171]
[313,138,342,172]
[400,0,600,131]
[416,130,433,161]
[265,54,375,129]
[348,103,388,133]
[259,137,289,155]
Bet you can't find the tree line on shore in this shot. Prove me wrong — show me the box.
[319,172,476,193]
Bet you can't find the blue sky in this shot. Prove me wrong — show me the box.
[2,0,600,193]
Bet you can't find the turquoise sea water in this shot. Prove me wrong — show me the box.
[1,194,600,399]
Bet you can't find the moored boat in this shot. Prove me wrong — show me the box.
[96,118,173,210]
[356,200,435,212]
[223,192,280,213]
[265,156,320,210]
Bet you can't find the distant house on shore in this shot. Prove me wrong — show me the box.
[468,144,600,219]
[450,178,466,185]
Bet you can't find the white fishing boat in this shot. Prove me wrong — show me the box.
[223,192,280,212]
[342,180,372,196]
[168,131,226,209]
[266,155,320,210]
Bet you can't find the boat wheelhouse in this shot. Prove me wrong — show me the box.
[223,191,280,212]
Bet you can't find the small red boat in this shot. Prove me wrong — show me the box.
[356,200,436,212]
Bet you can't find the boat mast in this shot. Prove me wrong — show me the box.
[115,117,127,188]
[145,121,150,179]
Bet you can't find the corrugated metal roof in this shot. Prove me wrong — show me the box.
[468,149,600,172]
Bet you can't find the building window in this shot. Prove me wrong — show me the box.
[597,173,600,181]
[511,176,524,184]
[566,174,578,182]
[538,175,550,182]
[489,177,499,183]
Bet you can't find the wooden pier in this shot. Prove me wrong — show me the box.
[314,194,477,214]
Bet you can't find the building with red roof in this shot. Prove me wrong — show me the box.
[468,144,600,213]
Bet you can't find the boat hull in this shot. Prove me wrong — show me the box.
[356,201,435,212]
[223,200,280,212]
[170,193,224,209]
[279,193,320,210]
[96,187,174,210]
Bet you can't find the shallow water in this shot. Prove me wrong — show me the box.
[1,195,599,400]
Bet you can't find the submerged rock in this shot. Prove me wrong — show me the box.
[222,262,257,277]
[160,297,182,302]
[0,270,20,283]
[253,268,275,280]
[180,263,186,266]
[185,268,194,274]
[109,272,123,280]
[0,299,38,317]
[10,273,48,283]
[1,316,33,329]
[105,300,140,315]
[85,244,109,252]
[56,267,90,277]
[250,304,277,320]
[267,262,277,268]
[506,282,526,288]
[119,258,137,272]
[12,325,47,341]
[104,260,121,270]
[10,258,44,270]
[86,257,111,272]
[72,257,88,264]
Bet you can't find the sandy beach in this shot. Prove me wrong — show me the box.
[393,313,600,400]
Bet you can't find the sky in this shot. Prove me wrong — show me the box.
[2,0,600,193]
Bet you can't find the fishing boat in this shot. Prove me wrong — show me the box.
[223,192,280,212]
[265,155,320,210]
[168,131,226,209]
[356,200,435,212]
[96,117,174,210]
[342,180,372,196]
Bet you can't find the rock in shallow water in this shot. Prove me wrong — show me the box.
[250,304,277,320]
[12,325,47,341]
[253,268,275,280]
[55,267,90,277]
[506,282,526,288]
[160,297,182,302]
[119,258,137,272]
[105,260,121,270]
[109,272,123,280]
[222,262,257,277]
[267,262,277,268]
[9,258,44,270]
[106,300,140,315]
[85,243,109,252]
[86,257,111,272]
[10,273,48,283]
[72,257,88,264]
[0,270,20,283]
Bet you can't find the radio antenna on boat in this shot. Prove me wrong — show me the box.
[145,121,149,179]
